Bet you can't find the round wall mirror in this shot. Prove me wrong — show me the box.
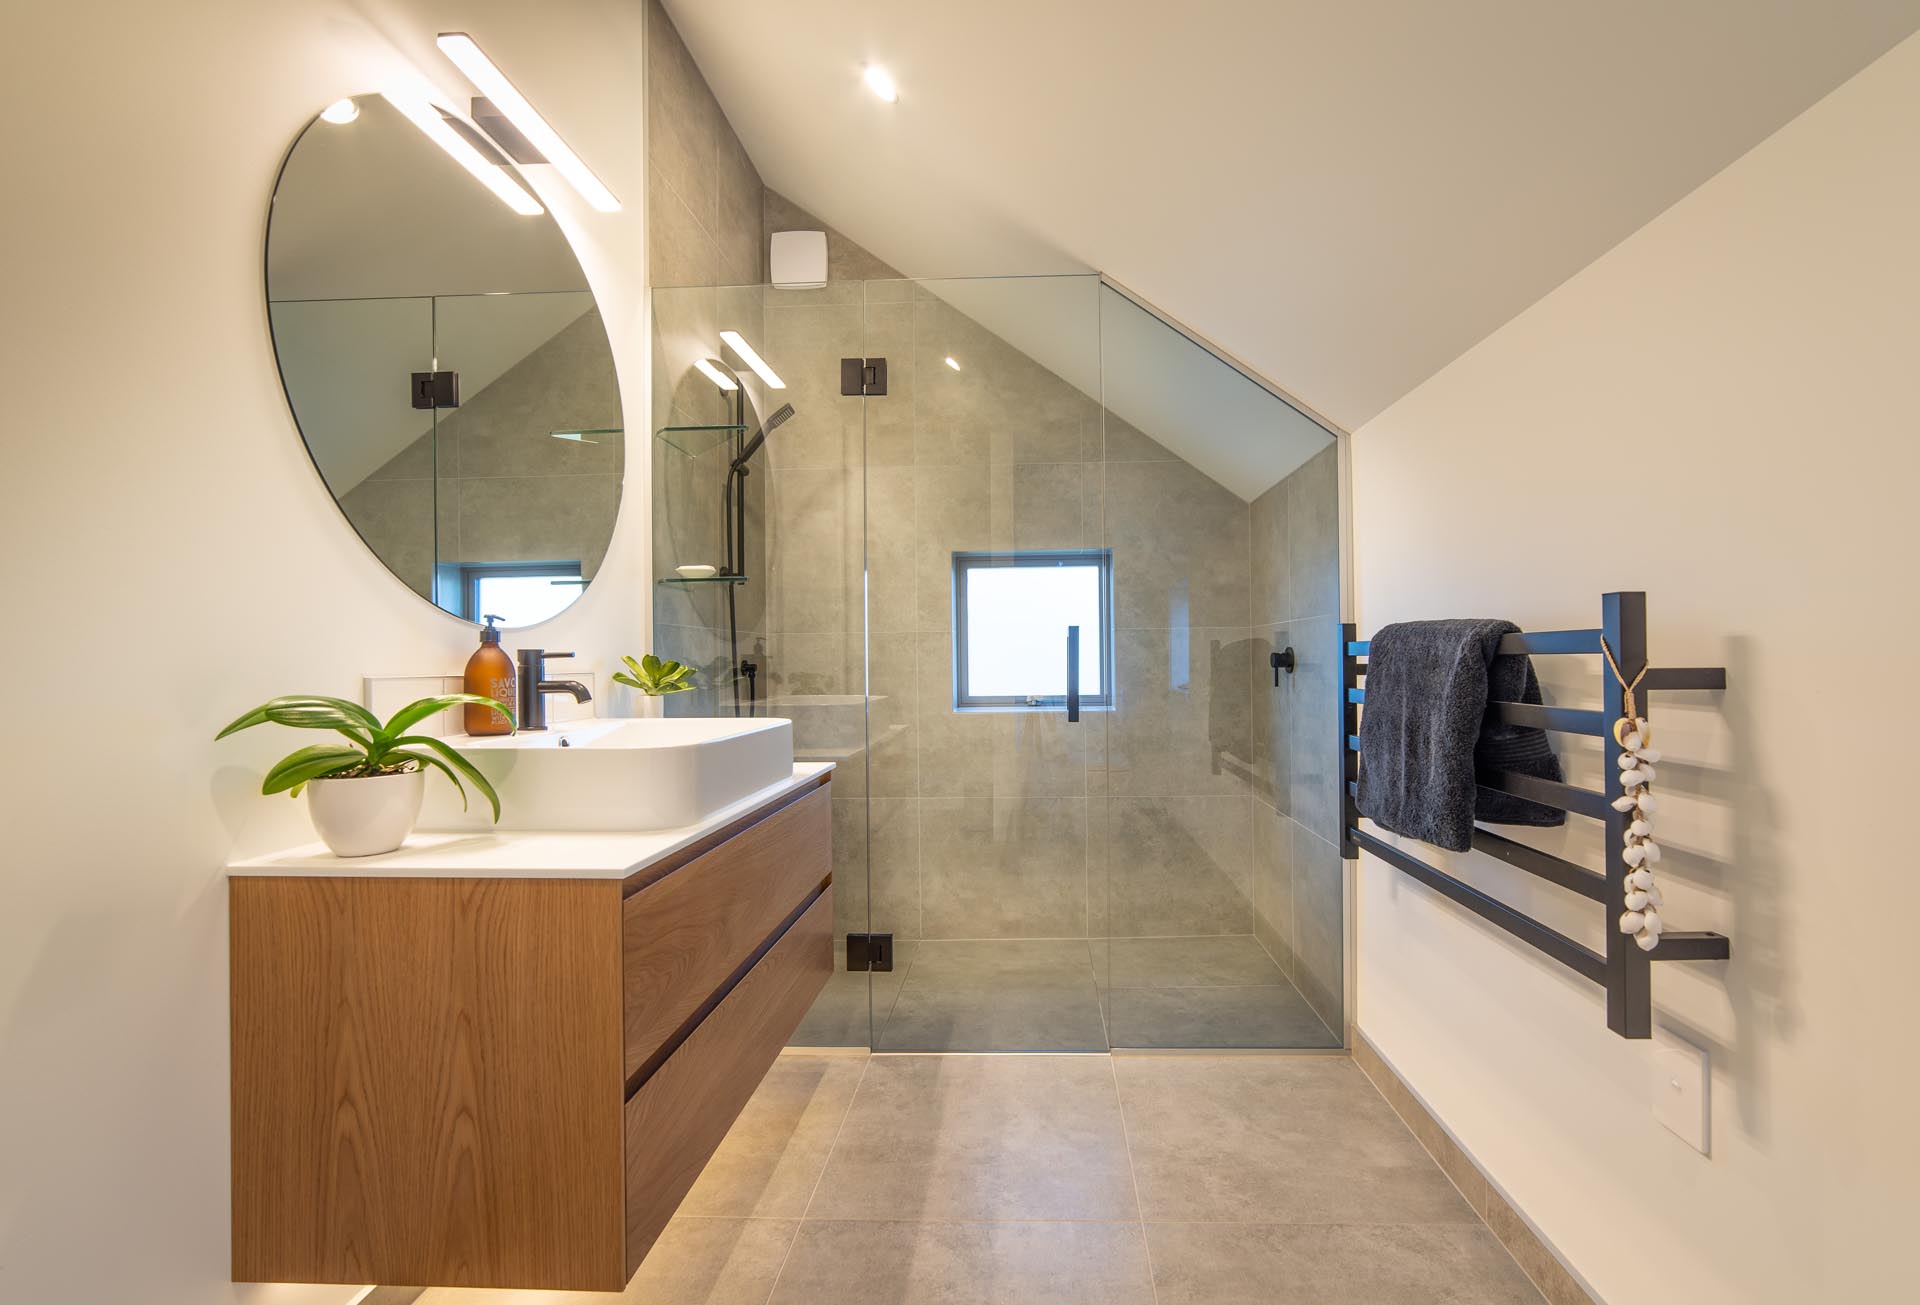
[265,93,623,628]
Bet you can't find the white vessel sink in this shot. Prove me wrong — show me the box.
[422,716,795,831]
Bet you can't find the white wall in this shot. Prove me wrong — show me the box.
[0,3,647,1303]
[1351,32,1920,1305]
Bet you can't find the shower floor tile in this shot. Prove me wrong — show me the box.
[1104,984,1339,1049]
[1096,935,1338,1048]
[1096,934,1291,988]
[876,938,1107,1052]
[800,935,1337,1052]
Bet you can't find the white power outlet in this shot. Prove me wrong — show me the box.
[1650,1031,1710,1154]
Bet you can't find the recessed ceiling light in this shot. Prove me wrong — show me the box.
[694,358,739,391]
[437,32,622,212]
[319,98,360,125]
[944,356,961,371]
[380,90,544,216]
[719,331,786,389]
[863,65,898,103]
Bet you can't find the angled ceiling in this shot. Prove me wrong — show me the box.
[666,0,1919,432]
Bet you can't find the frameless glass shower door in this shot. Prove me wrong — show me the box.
[651,273,1343,1053]
[861,275,1111,1052]
[1095,284,1343,1048]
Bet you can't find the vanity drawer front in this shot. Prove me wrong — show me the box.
[622,885,833,1274]
[621,783,831,1081]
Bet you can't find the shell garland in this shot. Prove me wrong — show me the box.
[1611,715,1664,951]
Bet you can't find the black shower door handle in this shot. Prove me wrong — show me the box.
[1066,625,1081,722]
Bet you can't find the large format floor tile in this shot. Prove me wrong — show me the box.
[1115,1056,1477,1224]
[1104,985,1338,1049]
[876,939,1107,1052]
[447,1051,1546,1305]
[806,1054,1138,1221]
[619,1216,800,1305]
[1098,934,1288,988]
[419,1216,799,1305]
[1146,1221,1542,1305]
[1095,936,1338,1049]
[770,1220,1157,1305]
[677,1053,866,1217]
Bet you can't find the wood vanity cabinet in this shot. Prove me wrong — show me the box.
[229,775,833,1291]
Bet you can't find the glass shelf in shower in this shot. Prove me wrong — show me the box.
[656,574,751,586]
[654,423,746,457]
[547,427,623,445]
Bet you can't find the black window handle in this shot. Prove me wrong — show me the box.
[1066,625,1081,723]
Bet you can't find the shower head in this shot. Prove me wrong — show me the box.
[732,402,796,471]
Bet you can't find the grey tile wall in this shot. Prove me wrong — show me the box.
[646,0,764,290]
[342,306,623,601]
[1247,441,1344,1033]
[640,12,1344,1041]
[646,0,772,716]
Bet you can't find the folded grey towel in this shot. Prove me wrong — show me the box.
[1355,619,1566,852]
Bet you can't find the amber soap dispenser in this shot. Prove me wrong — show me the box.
[464,615,516,735]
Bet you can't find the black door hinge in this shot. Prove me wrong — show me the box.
[840,357,888,396]
[845,932,894,972]
[411,370,460,409]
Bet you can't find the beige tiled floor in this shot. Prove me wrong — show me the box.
[793,937,1338,1053]
[450,1051,1546,1304]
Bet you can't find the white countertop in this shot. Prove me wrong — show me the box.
[227,762,833,879]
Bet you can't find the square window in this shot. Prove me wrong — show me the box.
[952,549,1114,710]
[441,560,585,628]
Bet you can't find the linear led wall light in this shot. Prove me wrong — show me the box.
[380,90,543,216]
[694,358,740,391]
[438,33,622,213]
[719,331,786,389]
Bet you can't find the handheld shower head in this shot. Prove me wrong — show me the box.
[732,402,797,470]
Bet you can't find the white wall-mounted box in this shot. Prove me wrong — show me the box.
[770,229,828,288]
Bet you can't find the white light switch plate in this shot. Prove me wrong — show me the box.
[1650,1031,1710,1154]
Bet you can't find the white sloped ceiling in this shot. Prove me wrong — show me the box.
[667,0,1918,459]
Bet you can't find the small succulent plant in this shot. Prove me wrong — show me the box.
[613,653,697,697]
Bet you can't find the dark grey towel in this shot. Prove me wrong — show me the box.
[1356,619,1566,852]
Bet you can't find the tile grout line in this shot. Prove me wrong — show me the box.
[760,1051,874,1305]
[1106,1055,1163,1305]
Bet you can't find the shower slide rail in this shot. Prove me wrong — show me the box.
[1337,591,1729,1039]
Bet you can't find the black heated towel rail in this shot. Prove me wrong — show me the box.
[1340,591,1730,1039]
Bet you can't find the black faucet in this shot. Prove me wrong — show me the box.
[515,649,593,731]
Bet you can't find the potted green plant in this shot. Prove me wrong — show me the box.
[216,693,510,857]
[613,654,697,697]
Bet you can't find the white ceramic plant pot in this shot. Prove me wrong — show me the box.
[306,770,426,858]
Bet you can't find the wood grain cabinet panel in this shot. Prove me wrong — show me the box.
[230,776,832,1291]
[622,785,832,1082]
[230,876,627,1289]
[623,887,834,1273]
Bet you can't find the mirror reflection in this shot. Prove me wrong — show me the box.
[266,93,623,627]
